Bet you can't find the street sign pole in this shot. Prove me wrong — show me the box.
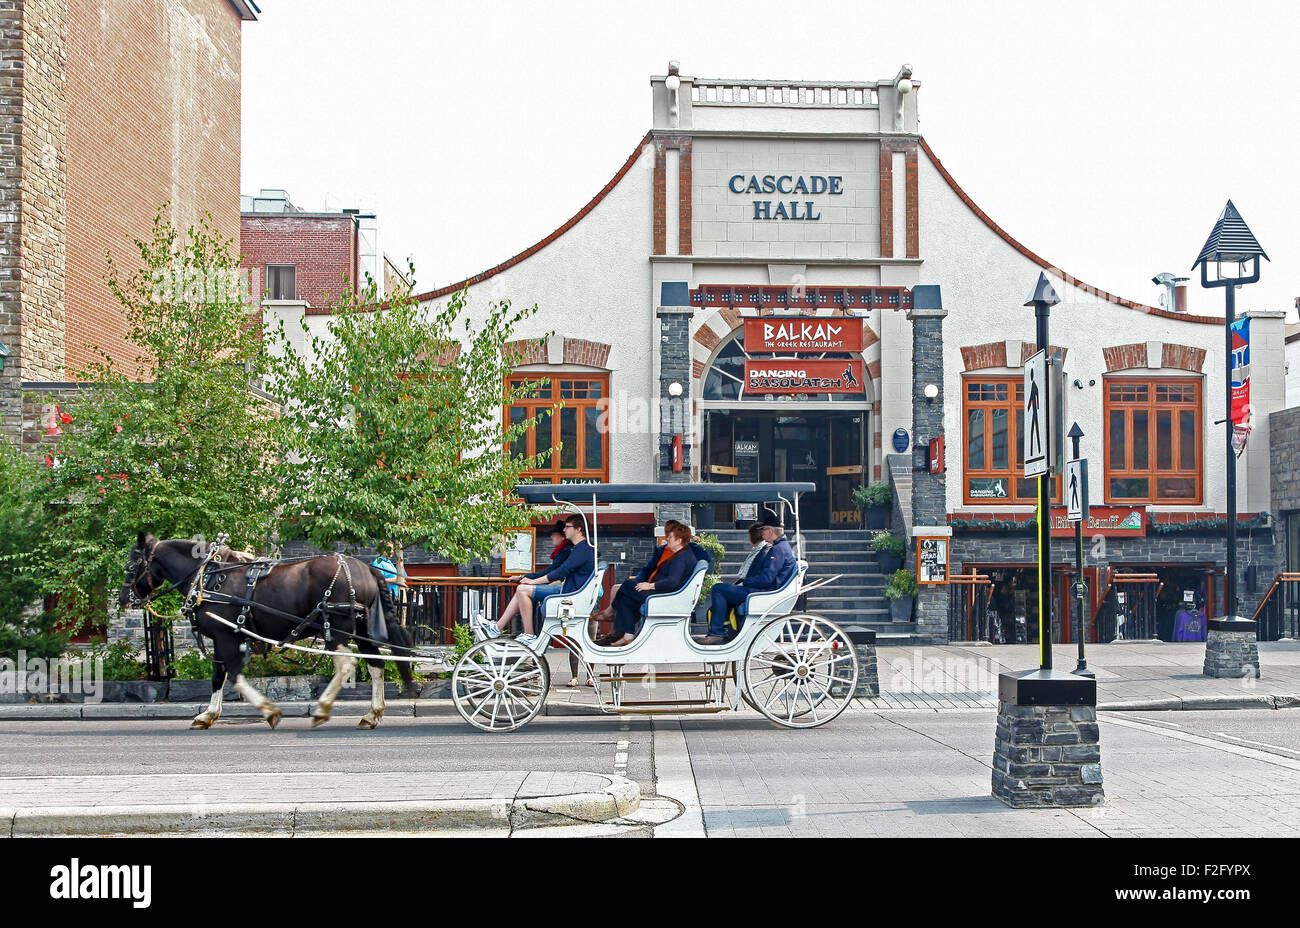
[1025,280,1058,671]
[1067,423,1094,678]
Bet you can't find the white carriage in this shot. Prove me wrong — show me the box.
[451,482,860,732]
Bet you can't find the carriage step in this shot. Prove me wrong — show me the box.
[599,673,735,684]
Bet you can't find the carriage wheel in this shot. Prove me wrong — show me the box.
[742,614,858,729]
[453,639,550,733]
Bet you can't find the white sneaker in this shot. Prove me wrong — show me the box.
[515,633,540,651]
[477,619,501,640]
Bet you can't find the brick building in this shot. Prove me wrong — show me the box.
[0,0,258,448]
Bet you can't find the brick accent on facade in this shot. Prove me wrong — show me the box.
[961,341,1008,371]
[1161,343,1207,372]
[878,139,920,260]
[504,337,547,366]
[652,134,692,256]
[692,324,720,353]
[241,213,359,312]
[1021,343,1068,366]
[561,337,611,369]
[878,142,893,259]
[719,306,741,331]
[691,358,706,380]
[1103,343,1148,372]
[867,358,881,381]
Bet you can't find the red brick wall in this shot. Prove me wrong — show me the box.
[561,338,611,368]
[64,0,244,375]
[240,214,360,311]
[1161,343,1207,372]
[1103,343,1148,372]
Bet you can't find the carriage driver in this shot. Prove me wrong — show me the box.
[479,515,594,649]
[696,511,796,646]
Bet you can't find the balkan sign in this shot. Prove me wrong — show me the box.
[744,318,865,353]
[744,359,866,395]
[1049,506,1144,538]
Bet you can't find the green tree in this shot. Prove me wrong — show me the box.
[31,211,279,630]
[0,443,64,659]
[266,275,549,575]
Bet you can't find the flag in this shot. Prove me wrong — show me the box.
[1230,318,1250,456]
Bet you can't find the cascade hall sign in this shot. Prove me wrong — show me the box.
[728,174,845,220]
[744,318,866,353]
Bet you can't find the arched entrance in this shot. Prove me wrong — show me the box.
[699,331,872,529]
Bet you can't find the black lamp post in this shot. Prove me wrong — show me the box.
[1025,272,1059,670]
[1191,200,1268,621]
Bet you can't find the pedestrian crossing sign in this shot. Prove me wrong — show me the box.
[1023,350,1050,478]
[1066,458,1089,522]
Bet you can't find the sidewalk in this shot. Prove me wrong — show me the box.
[1,641,1297,721]
[0,769,646,836]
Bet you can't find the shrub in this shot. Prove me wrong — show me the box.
[853,481,893,509]
[883,569,919,602]
[695,533,726,604]
[171,649,214,680]
[70,640,146,681]
[870,531,905,557]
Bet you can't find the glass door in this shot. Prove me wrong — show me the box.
[828,413,866,527]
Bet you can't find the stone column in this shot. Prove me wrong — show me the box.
[656,282,693,525]
[992,670,1104,808]
[907,285,948,644]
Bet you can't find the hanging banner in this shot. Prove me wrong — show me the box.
[744,359,866,395]
[743,318,865,353]
[1230,318,1251,456]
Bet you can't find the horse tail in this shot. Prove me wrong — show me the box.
[368,566,415,694]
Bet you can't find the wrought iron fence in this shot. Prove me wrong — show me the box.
[405,578,520,647]
[143,610,174,681]
[1094,573,1161,642]
[1255,574,1300,642]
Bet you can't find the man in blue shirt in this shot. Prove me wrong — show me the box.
[697,512,796,645]
[481,516,593,648]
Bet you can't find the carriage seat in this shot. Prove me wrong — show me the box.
[540,562,606,621]
[736,559,808,621]
[640,557,710,620]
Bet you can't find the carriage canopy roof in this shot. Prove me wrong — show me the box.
[512,482,817,504]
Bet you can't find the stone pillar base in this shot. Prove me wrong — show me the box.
[992,670,1103,809]
[838,628,879,698]
[1203,619,1260,679]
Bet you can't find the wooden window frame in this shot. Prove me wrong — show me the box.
[962,375,1059,506]
[1103,375,1202,505]
[505,373,610,484]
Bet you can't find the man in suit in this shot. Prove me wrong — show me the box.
[604,522,698,647]
[697,512,796,645]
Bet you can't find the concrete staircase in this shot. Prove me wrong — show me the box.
[705,529,922,645]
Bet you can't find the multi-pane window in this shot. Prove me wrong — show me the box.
[267,265,296,300]
[963,377,1059,505]
[506,375,609,483]
[1104,378,1201,504]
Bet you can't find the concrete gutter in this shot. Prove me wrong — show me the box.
[2,775,640,837]
[1099,694,1300,712]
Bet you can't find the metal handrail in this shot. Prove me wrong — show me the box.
[1254,573,1300,641]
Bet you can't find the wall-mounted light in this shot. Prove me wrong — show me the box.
[1072,378,1096,390]
[922,382,939,403]
[668,381,683,397]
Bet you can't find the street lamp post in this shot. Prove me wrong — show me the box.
[1025,273,1059,670]
[1191,200,1267,679]
[1067,422,1093,678]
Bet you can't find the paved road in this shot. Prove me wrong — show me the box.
[2,703,1298,837]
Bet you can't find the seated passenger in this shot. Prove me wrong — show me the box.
[593,520,684,625]
[601,522,699,648]
[494,521,569,632]
[722,521,770,639]
[480,516,593,648]
[696,512,795,645]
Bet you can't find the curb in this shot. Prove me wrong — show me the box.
[0,700,433,721]
[1099,694,1300,712]
[4,774,641,836]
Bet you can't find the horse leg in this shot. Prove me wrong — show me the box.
[357,659,385,730]
[311,645,356,728]
[190,656,227,730]
[233,673,283,729]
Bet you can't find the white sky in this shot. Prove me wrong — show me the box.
[241,0,1299,319]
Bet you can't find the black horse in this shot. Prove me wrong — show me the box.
[119,533,414,730]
